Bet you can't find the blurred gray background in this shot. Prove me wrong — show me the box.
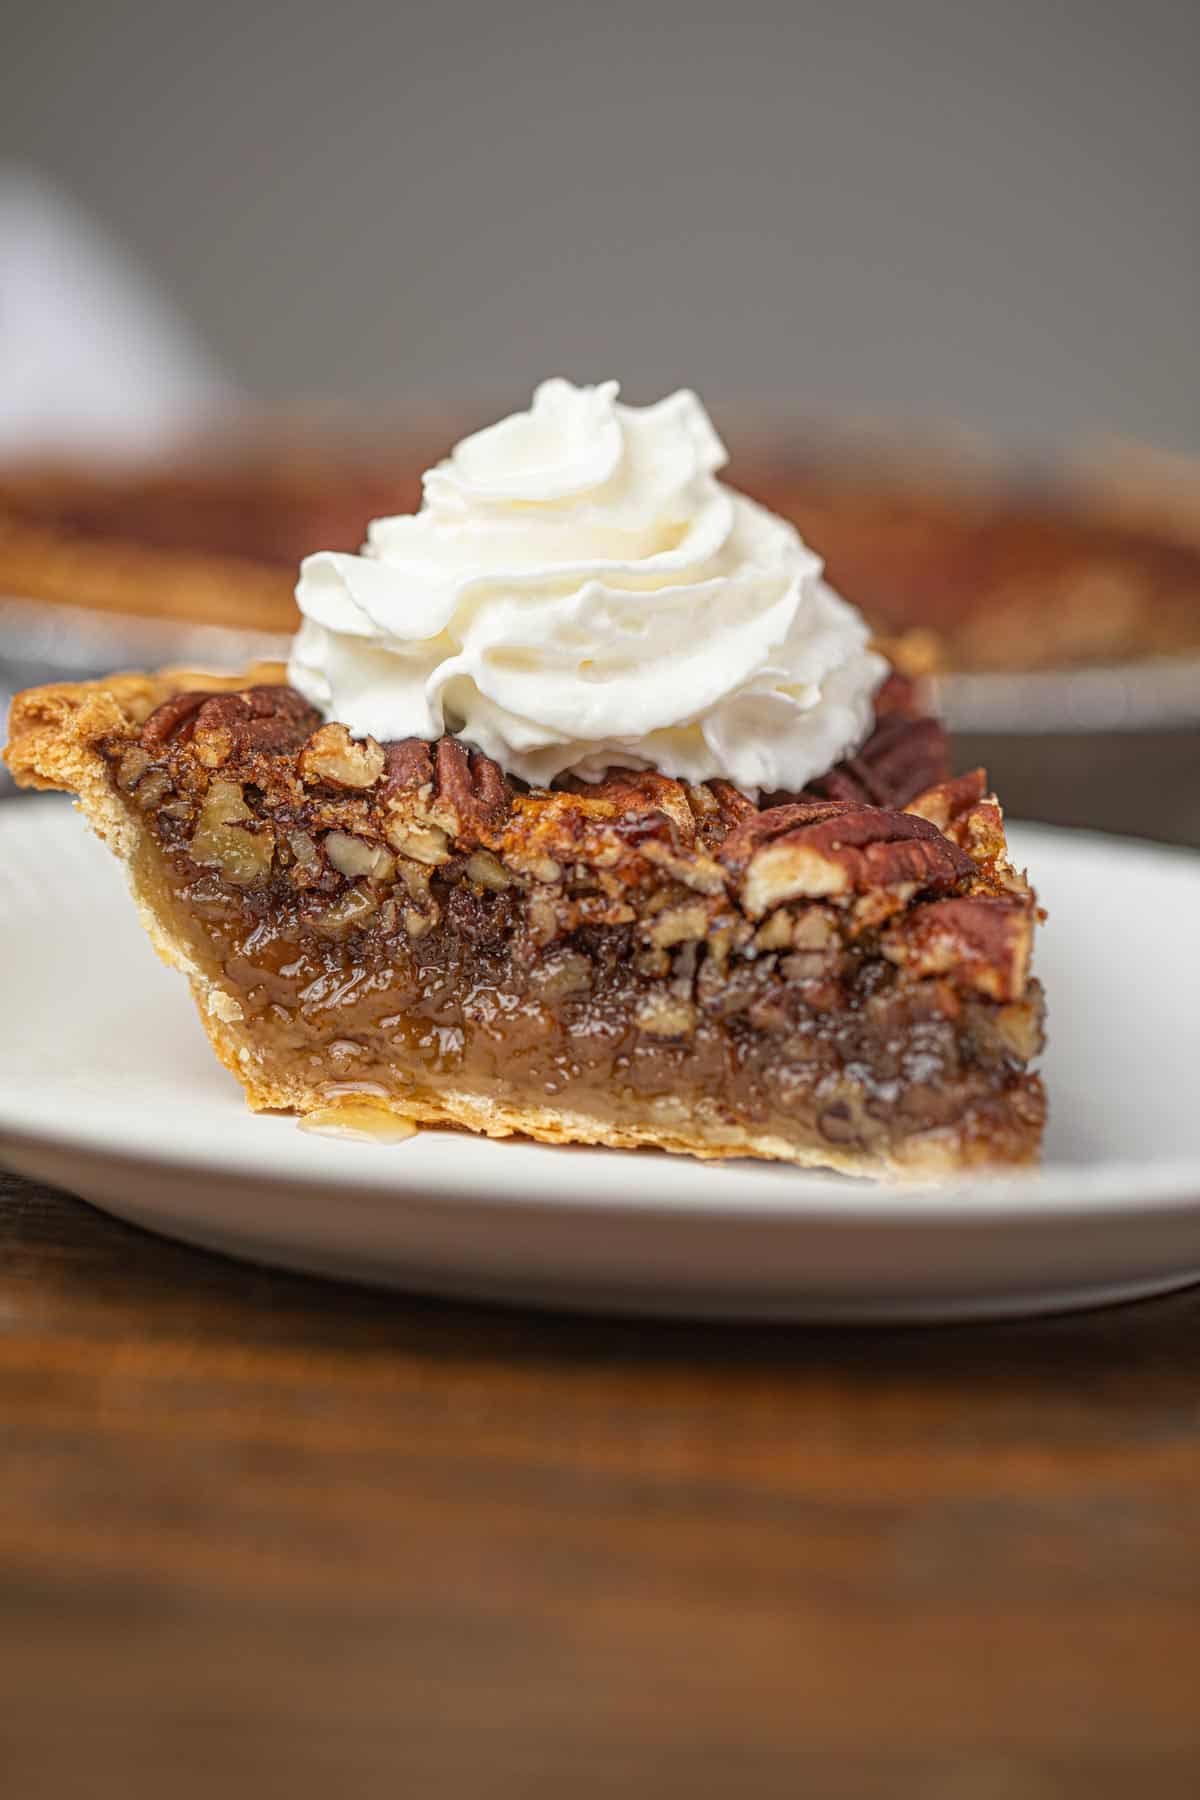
[3,0,1198,449]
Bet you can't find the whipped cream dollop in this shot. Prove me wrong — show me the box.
[288,379,886,794]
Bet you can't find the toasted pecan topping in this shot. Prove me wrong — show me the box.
[798,714,947,811]
[904,768,988,831]
[134,682,950,864]
[430,738,511,839]
[381,737,435,797]
[298,722,386,789]
[721,801,974,919]
[143,685,319,755]
[140,688,210,745]
[119,680,1035,1003]
[883,893,1034,1002]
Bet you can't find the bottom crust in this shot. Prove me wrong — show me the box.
[199,1007,1026,1180]
[194,994,1040,1183]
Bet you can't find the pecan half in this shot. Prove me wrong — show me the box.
[755,679,948,813]
[140,689,209,745]
[798,715,948,811]
[142,685,319,756]
[429,738,511,841]
[722,801,973,919]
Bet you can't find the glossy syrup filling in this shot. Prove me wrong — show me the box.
[148,846,1046,1167]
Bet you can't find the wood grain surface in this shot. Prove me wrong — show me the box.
[2,1166,1199,1799]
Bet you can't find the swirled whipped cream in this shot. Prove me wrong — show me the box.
[288,379,887,794]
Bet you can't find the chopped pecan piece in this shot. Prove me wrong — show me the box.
[115,745,152,792]
[465,850,515,891]
[883,894,1034,1001]
[905,768,988,832]
[639,838,727,895]
[189,779,275,885]
[908,772,1030,892]
[314,887,379,937]
[646,899,712,948]
[635,993,698,1038]
[324,831,396,882]
[381,737,436,797]
[298,722,386,790]
[751,912,796,952]
[385,819,452,865]
[528,950,593,999]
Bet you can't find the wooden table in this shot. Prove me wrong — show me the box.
[3,1166,1200,1798]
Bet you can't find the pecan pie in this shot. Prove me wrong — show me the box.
[5,666,1044,1176]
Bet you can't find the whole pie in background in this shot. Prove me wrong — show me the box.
[746,437,1200,673]
[2,433,1198,671]
[0,443,416,635]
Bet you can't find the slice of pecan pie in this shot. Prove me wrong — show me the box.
[5,666,1044,1176]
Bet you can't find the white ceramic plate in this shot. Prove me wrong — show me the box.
[2,797,1199,1321]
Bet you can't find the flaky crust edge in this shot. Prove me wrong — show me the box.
[5,664,289,1028]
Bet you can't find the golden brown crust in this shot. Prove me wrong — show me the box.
[4,661,286,797]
